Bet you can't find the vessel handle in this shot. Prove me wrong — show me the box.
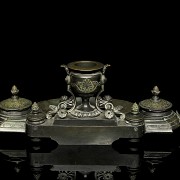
[61,64,70,75]
[103,64,111,74]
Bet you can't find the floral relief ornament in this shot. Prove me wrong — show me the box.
[72,78,100,93]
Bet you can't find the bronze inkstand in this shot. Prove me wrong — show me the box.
[0,61,179,180]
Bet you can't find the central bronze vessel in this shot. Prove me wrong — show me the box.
[46,60,125,120]
[60,61,110,117]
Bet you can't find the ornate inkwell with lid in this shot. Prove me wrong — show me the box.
[139,85,179,133]
[0,85,32,132]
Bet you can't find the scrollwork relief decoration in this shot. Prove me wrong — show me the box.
[46,96,74,119]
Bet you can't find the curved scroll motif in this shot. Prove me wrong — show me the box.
[46,96,75,119]
[97,95,125,120]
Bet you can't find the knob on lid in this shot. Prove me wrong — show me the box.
[27,102,46,124]
[126,102,144,125]
[139,86,172,112]
[0,85,32,111]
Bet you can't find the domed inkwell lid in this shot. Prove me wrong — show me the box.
[139,86,172,112]
[0,85,32,112]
